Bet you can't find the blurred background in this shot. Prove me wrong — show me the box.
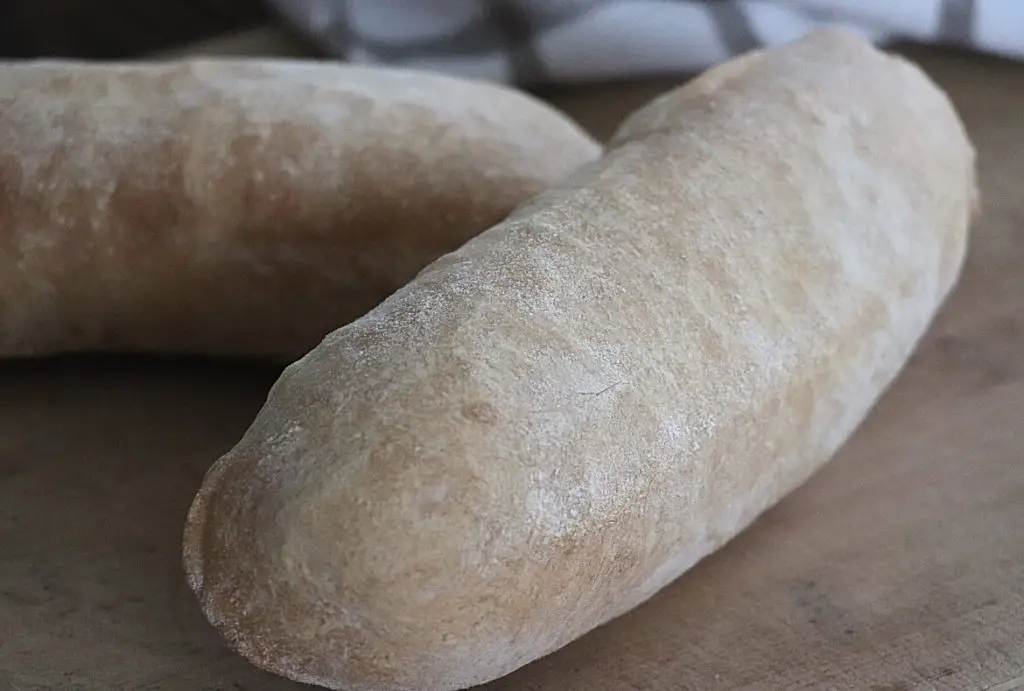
[2,0,1022,88]
[0,1,273,60]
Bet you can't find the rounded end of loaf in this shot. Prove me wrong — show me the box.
[181,361,541,691]
[183,452,352,690]
[610,26,979,271]
[182,472,519,691]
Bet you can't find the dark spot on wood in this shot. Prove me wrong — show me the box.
[932,316,1022,390]
[1,586,44,606]
[0,464,27,482]
[792,578,853,643]
[997,316,1021,339]
[461,401,499,425]
[871,683,909,691]
[180,642,206,657]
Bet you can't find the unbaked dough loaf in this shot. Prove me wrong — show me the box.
[183,29,977,691]
[0,59,600,359]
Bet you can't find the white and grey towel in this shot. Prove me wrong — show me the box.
[266,0,1024,85]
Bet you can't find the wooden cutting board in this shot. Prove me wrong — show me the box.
[0,44,1021,691]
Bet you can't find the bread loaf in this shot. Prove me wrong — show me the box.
[0,59,600,359]
[183,29,977,691]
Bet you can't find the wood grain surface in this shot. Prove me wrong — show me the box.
[0,39,1022,691]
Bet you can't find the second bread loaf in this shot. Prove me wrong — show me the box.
[0,59,600,359]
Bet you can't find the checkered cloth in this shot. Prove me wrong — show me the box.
[267,0,1023,85]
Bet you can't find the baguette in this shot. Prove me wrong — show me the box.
[183,29,977,691]
[0,59,600,359]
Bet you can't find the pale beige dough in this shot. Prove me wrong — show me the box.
[0,59,600,359]
[183,29,977,691]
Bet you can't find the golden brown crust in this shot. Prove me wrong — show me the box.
[183,29,977,691]
[0,58,601,359]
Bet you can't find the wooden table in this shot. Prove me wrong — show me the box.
[0,40,1021,691]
